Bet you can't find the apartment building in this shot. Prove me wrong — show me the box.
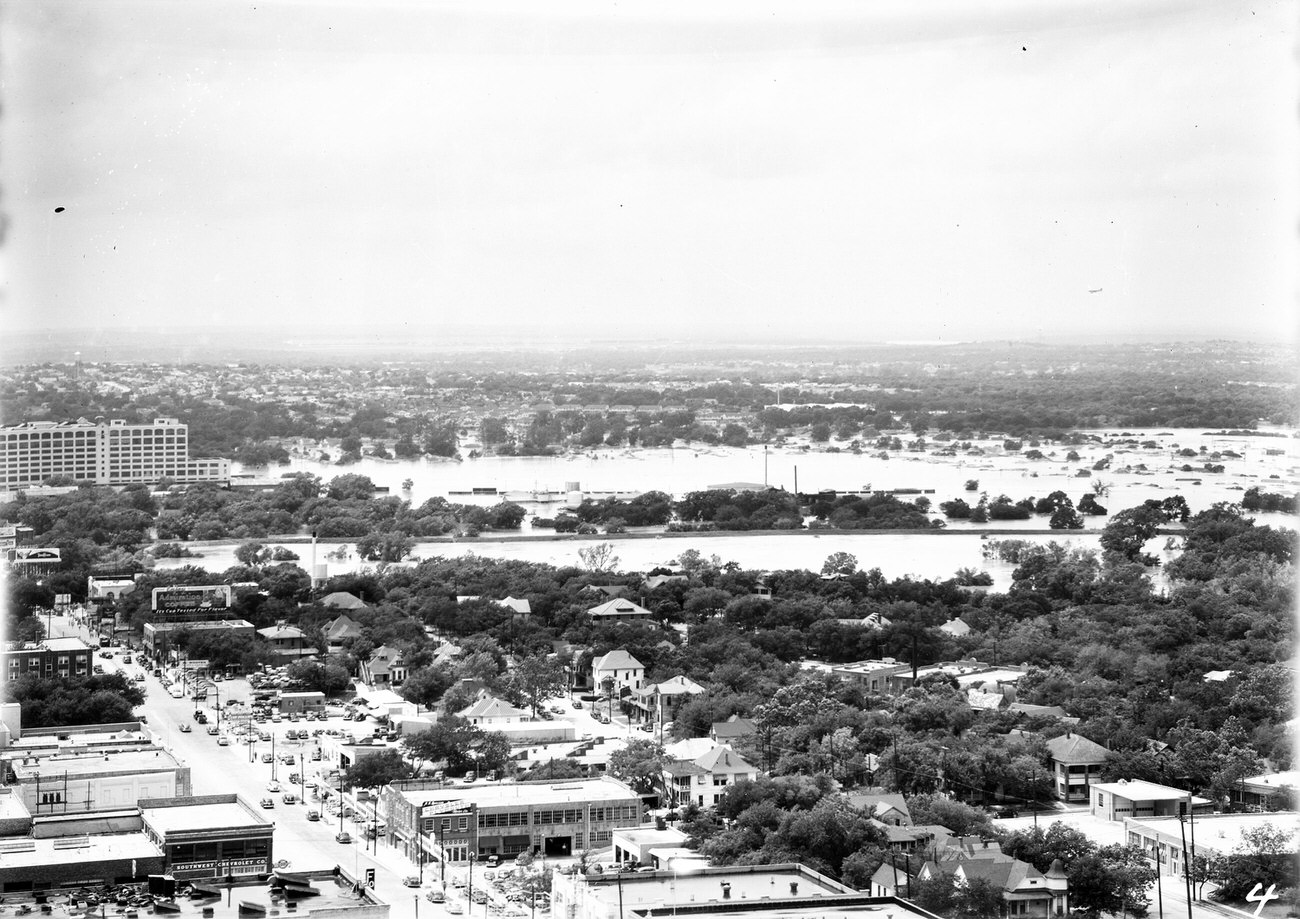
[2,638,95,683]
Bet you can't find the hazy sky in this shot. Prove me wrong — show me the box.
[2,0,1295,345]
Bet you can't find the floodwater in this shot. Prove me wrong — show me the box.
[155,426,1296,585]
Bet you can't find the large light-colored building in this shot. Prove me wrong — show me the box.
[1090,780,1212,822]
[6,747,192,815]
[0,417,229,489]
[552,863,905,919]
[1124,812,1300,879]
[382,776,644,867]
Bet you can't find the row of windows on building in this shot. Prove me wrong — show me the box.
[169,839,270,861]
[479,805,639,828]
[424,804,639,834]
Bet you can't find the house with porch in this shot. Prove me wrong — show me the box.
[659,741,756,809]
[1045,732,1109,803]
[256,623,315,662]
[360,644,409,687]
[629,675,705,725]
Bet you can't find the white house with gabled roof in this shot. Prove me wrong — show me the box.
[592,649,644,694]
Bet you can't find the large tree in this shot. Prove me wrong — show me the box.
[608,739,665,795]
[342,749,412,790]
[506,655,567,717]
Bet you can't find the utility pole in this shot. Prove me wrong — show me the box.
[1177,806,1193,919]
[1155,841,1164,919]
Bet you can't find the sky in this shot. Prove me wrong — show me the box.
[1,0,1295,347]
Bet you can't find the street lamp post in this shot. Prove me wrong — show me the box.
[467,853,476,908]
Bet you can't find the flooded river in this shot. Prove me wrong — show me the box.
[155,426,1295,585]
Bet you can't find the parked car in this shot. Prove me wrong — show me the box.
[260,798,275,809]
[283,793,298,804]
[336,832,352,844]
[179,723,192,733]
[267,781,281,792]
[207,725,219,735]
[262,753,274,763]
[426,890,446,903]
[447,902,464,915]
[217,736,230,746]
[403,877,421,888]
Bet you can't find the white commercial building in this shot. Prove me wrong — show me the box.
[0,417,229,488]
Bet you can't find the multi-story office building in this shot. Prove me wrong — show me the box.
[383,777,644,867]
[2,638,94,683]
[0,417,229,489]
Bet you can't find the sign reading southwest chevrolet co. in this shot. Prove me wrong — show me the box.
[152,585,232,612]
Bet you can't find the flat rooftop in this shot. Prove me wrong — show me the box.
[146,619,254,632]
[401,778,640,810]
[615,826,688,846]
[955,668,1026,686]
[0,832,160,871]
[8,729,150,753]
[0,871,379,917]
[633,898,943,919]
[582,865,853,911]
[10,748,183,780]
[1127,812,1300,850]
[140,799,269,835]
[1093,780,1210,802]
[0,790,31,821]
[3,637,94,653]
[1244,770,1300,788]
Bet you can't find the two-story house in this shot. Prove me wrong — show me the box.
[255,624,315,662]
[592,650,644,695]
[629,675,705,726]
[659,741,756,809]
[1045,732,1109,803]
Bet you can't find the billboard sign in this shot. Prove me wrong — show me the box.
[152,585,232,613]
[13,547,61,563]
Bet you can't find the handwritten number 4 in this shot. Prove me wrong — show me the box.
[1247,883,1279,918]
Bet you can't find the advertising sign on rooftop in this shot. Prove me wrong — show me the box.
[152,585,232,613]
